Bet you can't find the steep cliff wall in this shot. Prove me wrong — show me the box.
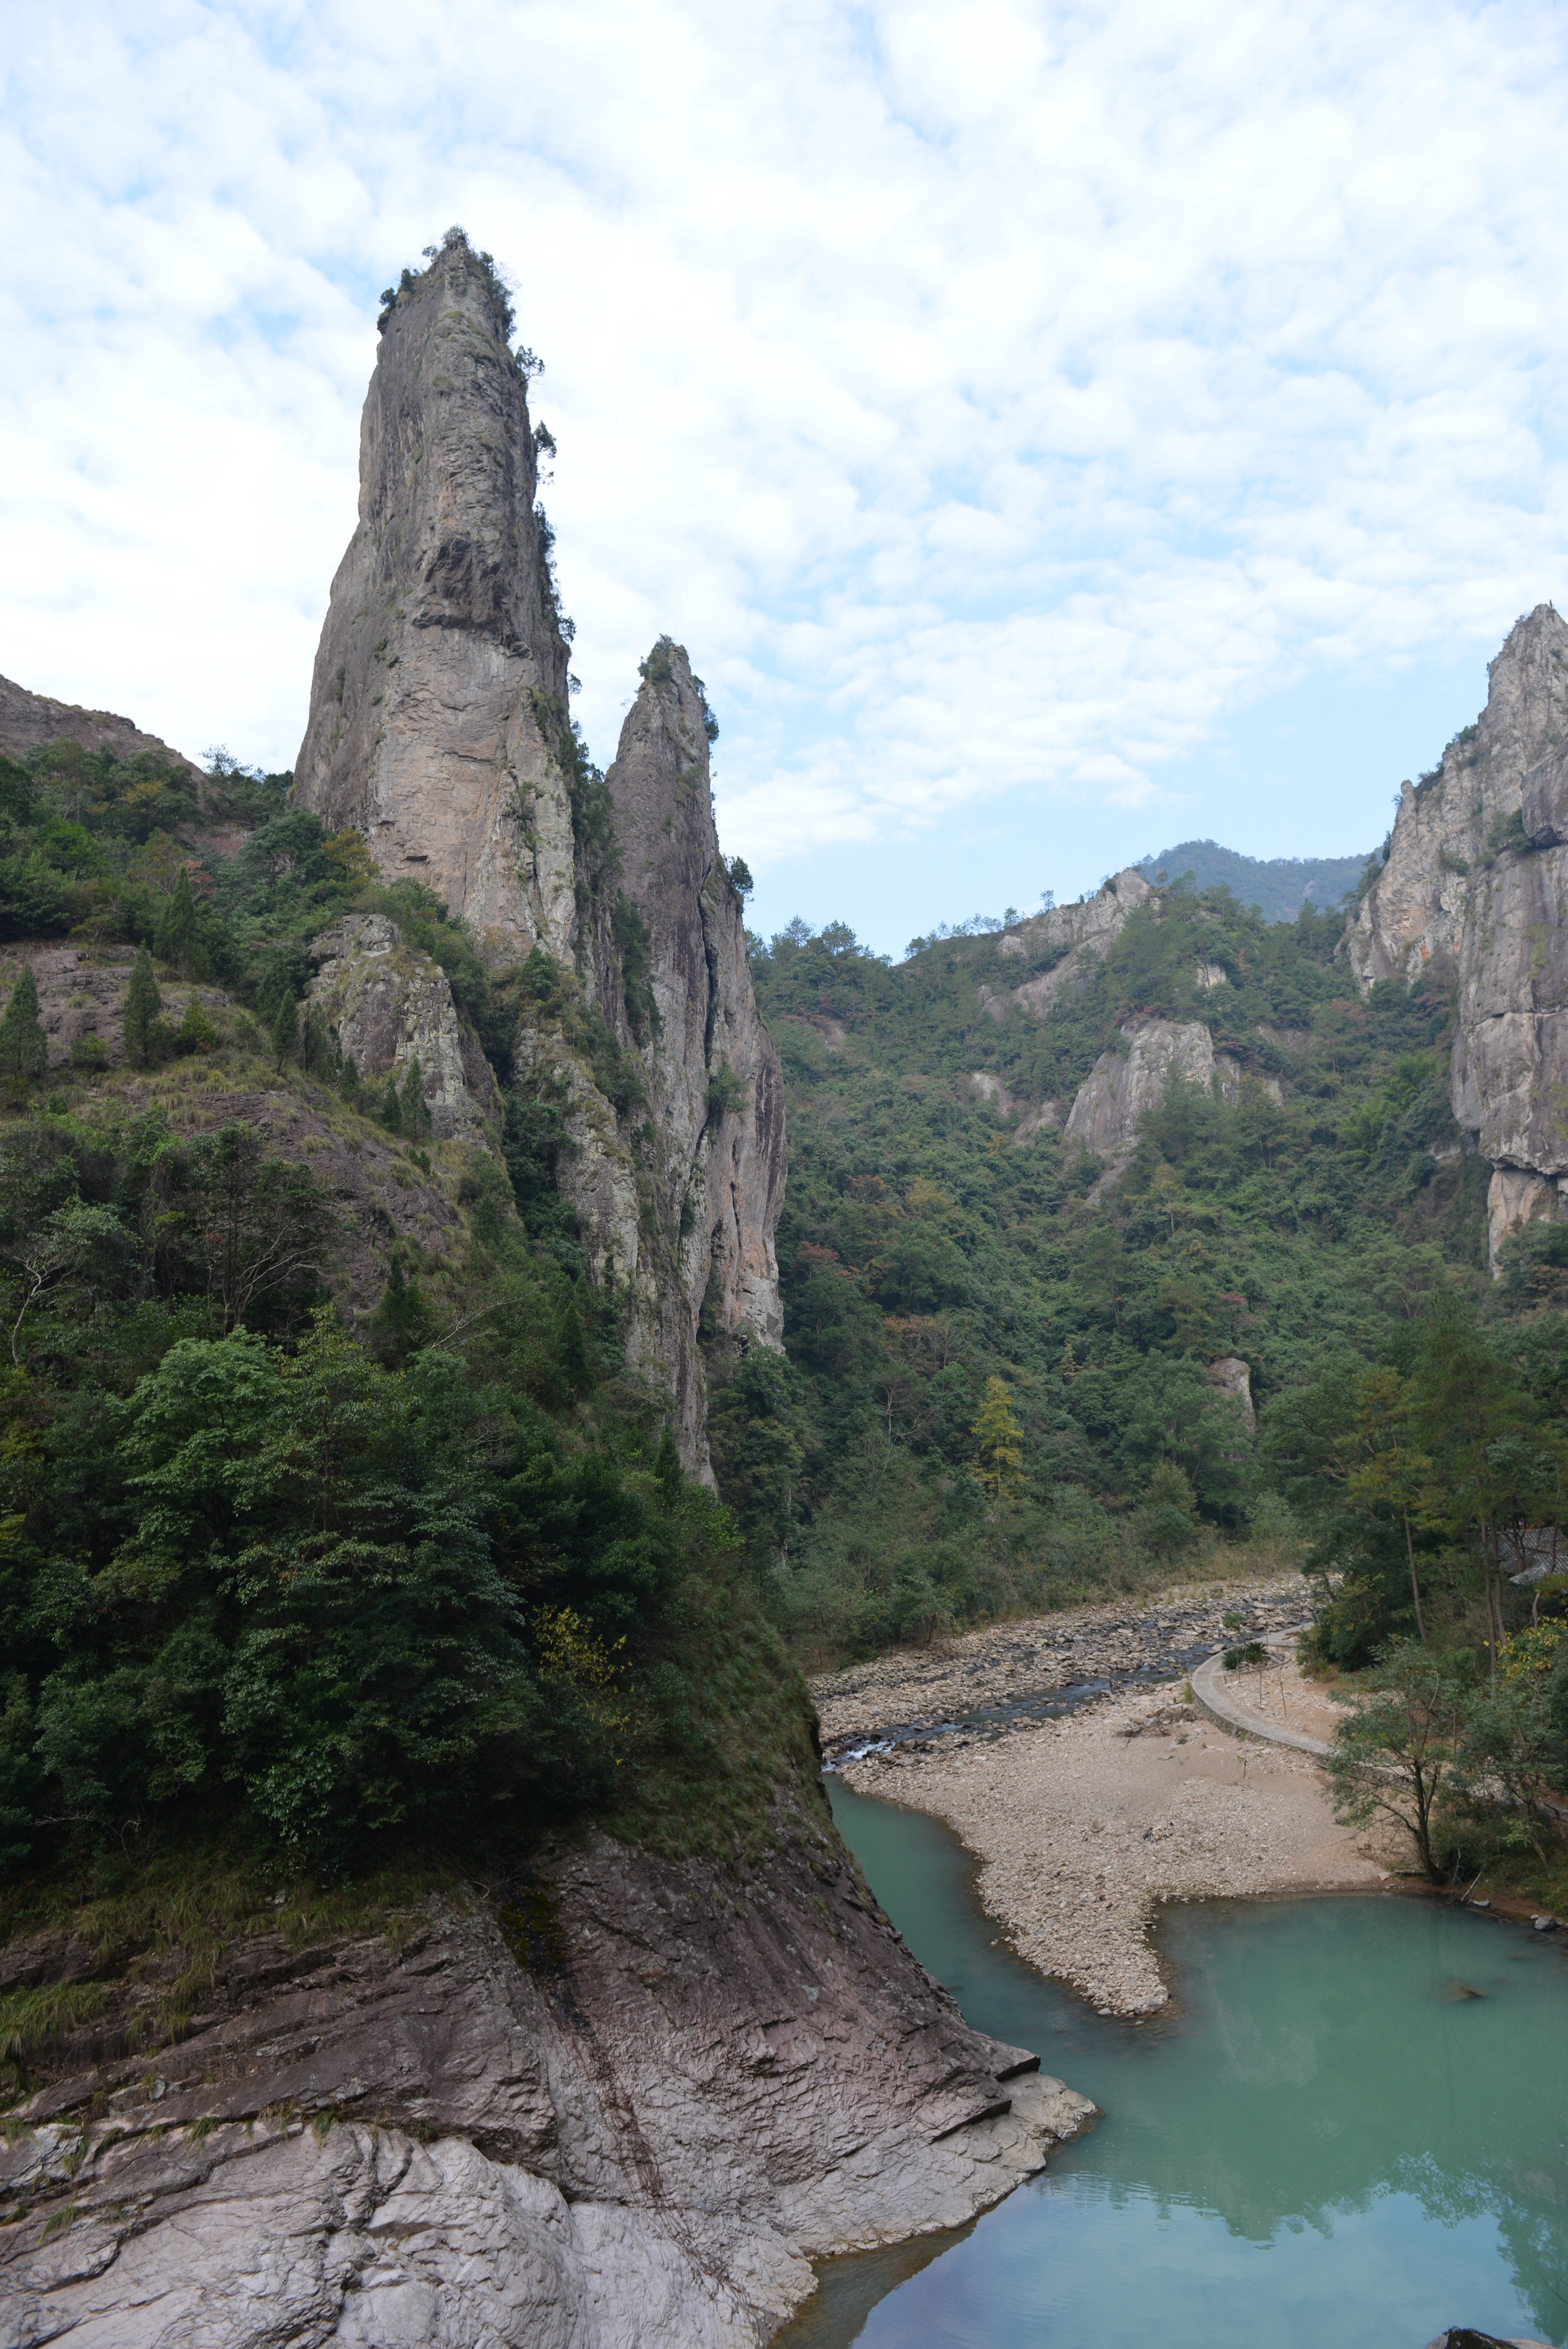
[1347,605,1568,1263]
[293,232,577,959]
[1,1818,1093,2348]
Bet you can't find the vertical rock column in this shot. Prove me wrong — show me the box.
[595,640,785,1469]
[293,231,578,960]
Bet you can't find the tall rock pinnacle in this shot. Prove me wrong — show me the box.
[295,231,576,956]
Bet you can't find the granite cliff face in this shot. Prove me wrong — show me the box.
[294,233,783,1464]
[294,234,576,958]
[1,1819,1093,2348]
[981,867,1155,1022]
[1347,605,1568,1263]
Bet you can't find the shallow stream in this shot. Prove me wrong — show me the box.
[780,1781,1568,2349]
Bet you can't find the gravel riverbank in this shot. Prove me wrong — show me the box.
[822,1583,1389,2017]
[812,1575,1312,1758]
[839,1678,1387,2015]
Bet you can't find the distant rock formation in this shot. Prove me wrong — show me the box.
[1063,1016,1251,1168]
[1348,605,1568,1266]
[0,671,203,776]
[982,868,1155,1021]
[294,233,576,957]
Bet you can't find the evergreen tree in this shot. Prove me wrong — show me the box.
[971,1376,1024,1498]
[153,868,202,979]
[380,1077,403,1132]
[175,997,217,1055]
[366,1254,437,1365]
[0,967,48,1091]
[123,948,165,1069]
[270,995,298,1068]
[302,1004,335,1079]
[339,1053,362,1104]
[399,1057,430,1137]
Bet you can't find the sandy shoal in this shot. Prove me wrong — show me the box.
[840,1681,1387,2017]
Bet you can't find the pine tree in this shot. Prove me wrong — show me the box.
[380,1077,403,1132]
[302,1004,335,1079]
[340,1053,362,1104]
[0,967,48,1091]
[270,995,298,1067]
[971,1376,1024,1498]
[123,948,165,1069]
[366,1254,437,1365]
[399,1057,430,1137]
[153,868,200,979]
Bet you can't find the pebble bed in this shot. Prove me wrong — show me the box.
[841,1679,1387,2015]
[811,1575,1313,1760]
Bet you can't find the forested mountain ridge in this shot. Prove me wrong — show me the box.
[1135,838,1371,920]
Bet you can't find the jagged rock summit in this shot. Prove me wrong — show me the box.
[294,232,783,1464]
[295,231,576,956]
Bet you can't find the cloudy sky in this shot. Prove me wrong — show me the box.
[4,0,1568,950]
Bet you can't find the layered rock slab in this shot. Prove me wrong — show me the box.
[293,232,577,957]
[0,1829,1093,2347]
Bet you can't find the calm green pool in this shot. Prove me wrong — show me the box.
[783,1780,1568,2349]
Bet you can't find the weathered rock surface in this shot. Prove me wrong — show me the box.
[1347,605,1568,1267]
[293,232,577,958]
[510,642,785,1473]
[981,868,1155,1023]
[307,912,502,1142]
[0,673,203,777]
[1347,605,1568,989]
[0,1827,1094,2348]
[1062,1016,1244,1167]
[1204,1354,1257,1435]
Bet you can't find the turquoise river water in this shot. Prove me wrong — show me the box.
[777,1780,1568,2349]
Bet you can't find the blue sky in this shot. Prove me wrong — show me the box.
[4,0,1567,955]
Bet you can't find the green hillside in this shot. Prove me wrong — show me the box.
[711,881,1524,1667]
[0,734,813,1924]
[1136,838,1373,920]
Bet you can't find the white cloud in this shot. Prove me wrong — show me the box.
[2,0,1567,878]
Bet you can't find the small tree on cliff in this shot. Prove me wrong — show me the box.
[123,949,166,1069]
[153,867,204,980]
[971,1376,1024,1500]
[399,1058,430,1138]
[0,968,48,1097]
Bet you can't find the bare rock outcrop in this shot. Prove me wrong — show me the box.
[306,912,502,1142]
[1346,605,1568,989]
[1063,1016,1244,1167]
[0,673,203,777]
[981,868,1155,1022]
[1348,605,1568,1268]
[0,1826,1094,2348]
[293,232,578,958]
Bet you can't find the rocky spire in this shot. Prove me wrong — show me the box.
[293,230,577,957]
[601,640,785,1444]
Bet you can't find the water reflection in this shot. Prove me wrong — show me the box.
[791,1781,1568,2349]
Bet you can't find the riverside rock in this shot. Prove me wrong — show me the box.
[1347,605,1568,1267]
[0,1820,1095,2348]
